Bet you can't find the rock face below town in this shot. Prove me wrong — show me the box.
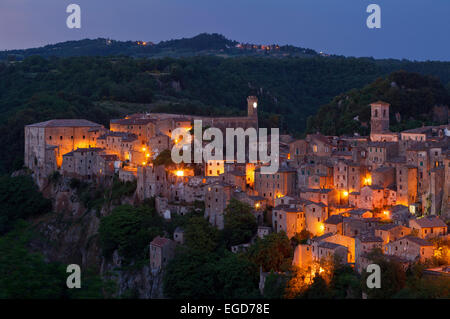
[28,176,164,299]
[101,251,164,298]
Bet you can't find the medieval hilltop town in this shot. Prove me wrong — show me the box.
[24,96,450,279]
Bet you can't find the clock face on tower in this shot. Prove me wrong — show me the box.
[253,102,257,108]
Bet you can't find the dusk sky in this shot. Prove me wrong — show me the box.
[0,0,449,61]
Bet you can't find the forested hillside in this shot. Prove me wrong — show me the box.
[306,71,450,136]
[1,36,450,173]
[0,33,317,60]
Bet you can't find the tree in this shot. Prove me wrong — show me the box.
[247,231,292,272]
[184,216,220,253]
[329,263,361,298]
[301,275,332,299]
[152,149,174,167]
[291,230,312,246]
[0,221,111,299]
[0,222,67,298]
[163,248,258,299]
[361,248,406,298]
[98,204,164,261]
[0,175,51,234]
[263,272,288,299]
[223,199,257,247]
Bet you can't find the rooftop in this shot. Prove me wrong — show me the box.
[26,119,102,128]
[150,236,173,247]
[411,216,447,228]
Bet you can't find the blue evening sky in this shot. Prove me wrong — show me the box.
[0,0,449,60]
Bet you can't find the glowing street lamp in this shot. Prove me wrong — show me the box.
[175,170,184,177]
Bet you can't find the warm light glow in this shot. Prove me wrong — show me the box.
[319,267,325,274]
[383,211,390,218]
[175,170,184,177]
[287,153,291,160]
[146,153,150,158]
[141,147,147,152]
[364,176,372,186]
[142,162,147,166]
[255,203,261,209]
[343,191,349,197]
[319,223,325,233]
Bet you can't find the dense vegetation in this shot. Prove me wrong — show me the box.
[0,175,51,234]
[0,33,317,60]
[1,39,450,173]
[307,71,450,136]
[99,204,165,262]
[0,176,110,298]
[161,199,298,299]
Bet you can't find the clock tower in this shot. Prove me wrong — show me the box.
[247,96,258,118]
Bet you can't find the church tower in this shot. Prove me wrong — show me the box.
[370,101,390,133]
[247,96,258,118]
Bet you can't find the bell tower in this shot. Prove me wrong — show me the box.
[370,101,390,133]
[247,96,258,118]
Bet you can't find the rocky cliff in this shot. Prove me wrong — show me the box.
[28,175,164,298]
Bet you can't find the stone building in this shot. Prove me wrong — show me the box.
[324,215,344,234]
[304,201,328,236]
[61,147,104,179]
[409,216,447,239]
[355,235,383,268]
[272,205,305,239]
[374,224,411,247]
[173,227,185,244]
[204,182,233,229]
[254,166,297,206]
[384,235,434,262]
[149,236,176,271]
[24,119,104,182]
[136,165,168,200]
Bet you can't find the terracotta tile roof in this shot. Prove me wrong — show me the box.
[150,236,173,247]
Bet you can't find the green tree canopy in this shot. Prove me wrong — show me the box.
[184,215,220,253]
[163,248,259,299]
[223,199,257,247]
[246,231,292,272]
[98,204,164,261]
[0,175,51,234]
